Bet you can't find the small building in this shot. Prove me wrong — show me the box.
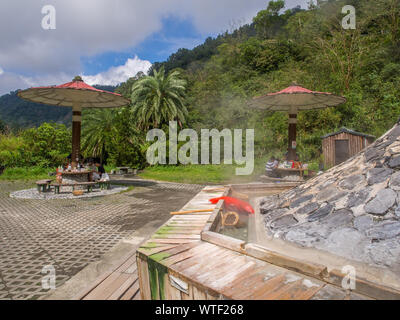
[321,127,375,168]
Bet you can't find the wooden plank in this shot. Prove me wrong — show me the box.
[120,279,141,300]
[149,239,199,245]
[152,234,201,240]
[245,243,327,279]
[193,285,207,300]
[107,272,139,300]
[83,273,131,300]
[164,274,183,300]
[73,250,136,300]
[162,251,196,267]
[202,231,245,253]
[137,256,151,300]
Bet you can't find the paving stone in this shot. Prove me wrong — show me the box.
[0,180,202,300]
[364,188,396,215]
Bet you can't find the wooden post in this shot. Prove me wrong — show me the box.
[288,111,297,161]
[72,104,82,168]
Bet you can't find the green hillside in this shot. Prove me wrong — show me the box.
[0,85,117,129]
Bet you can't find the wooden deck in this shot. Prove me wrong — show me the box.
[76,250,141,300]
[77,184,392,300]
[136,185,374,300]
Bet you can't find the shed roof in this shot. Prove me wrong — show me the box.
[321,127,375,140]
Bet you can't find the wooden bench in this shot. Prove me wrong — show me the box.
[51,182,97,194]
[98,181,111,190]
[36,179,52,193]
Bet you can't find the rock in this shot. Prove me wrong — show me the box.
[338,174,365,190]
[364,188,396,215]
[353,215,374,232]
[263,208,289,222]
[260,195,280,213]
[321,228,365,258]
[388,126,400,140]
[270,214,298,229]
[367,168,392,185]
[388,155,400,168]
[365,148,385,162]
[316,187,341,202]
[366,221,400,240]
[308,203,334,222]
[321,209,353,227]
[389,171,400,191]
[395,205,400,217]
[289,194,313,209]
[346,188,371,208]
[296,202,320,215]
[389,145,400,155]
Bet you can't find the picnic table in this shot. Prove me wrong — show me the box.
[60,170,93,183]
[51,181,97,194]
[275,167,307,177]
[36,179,52,193]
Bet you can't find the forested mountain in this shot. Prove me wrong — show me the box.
[0,85,117,129]
[143,0,400,161]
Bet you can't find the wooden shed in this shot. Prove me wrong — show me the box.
[321,127,375,168]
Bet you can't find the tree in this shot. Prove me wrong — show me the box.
[131,67,188,129]
[253,0,286,39]
[81,109,116,163]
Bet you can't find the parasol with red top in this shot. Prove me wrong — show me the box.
[249,83,346,160]
[17,76,129,167]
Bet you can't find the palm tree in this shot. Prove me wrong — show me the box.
[131,67,188,129]
[81,109,116,163]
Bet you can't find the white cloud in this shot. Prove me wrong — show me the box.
[0,67,3,75]
[82,56,151,86]
[0,0,308,95]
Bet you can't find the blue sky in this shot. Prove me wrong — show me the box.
[81,16,207,75]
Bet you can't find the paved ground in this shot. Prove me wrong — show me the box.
[0,179,202,300]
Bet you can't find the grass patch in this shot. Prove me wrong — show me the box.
[139,162,265,185]
[0,167,55,181]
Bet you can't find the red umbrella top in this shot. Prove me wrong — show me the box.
[249,83,346,111]
[17,76,129,108]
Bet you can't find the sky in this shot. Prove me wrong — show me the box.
[0,0,308,95]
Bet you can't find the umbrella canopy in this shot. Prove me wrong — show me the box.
[249,83,346,160]
[17,76,130,166]
[18,76,128,108]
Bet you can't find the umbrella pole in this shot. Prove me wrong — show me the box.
[72,104,82,168]
[288,111,297,161]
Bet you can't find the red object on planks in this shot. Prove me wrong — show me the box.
[209,196,254,215]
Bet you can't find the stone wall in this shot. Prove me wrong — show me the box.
[260,121,400,273]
